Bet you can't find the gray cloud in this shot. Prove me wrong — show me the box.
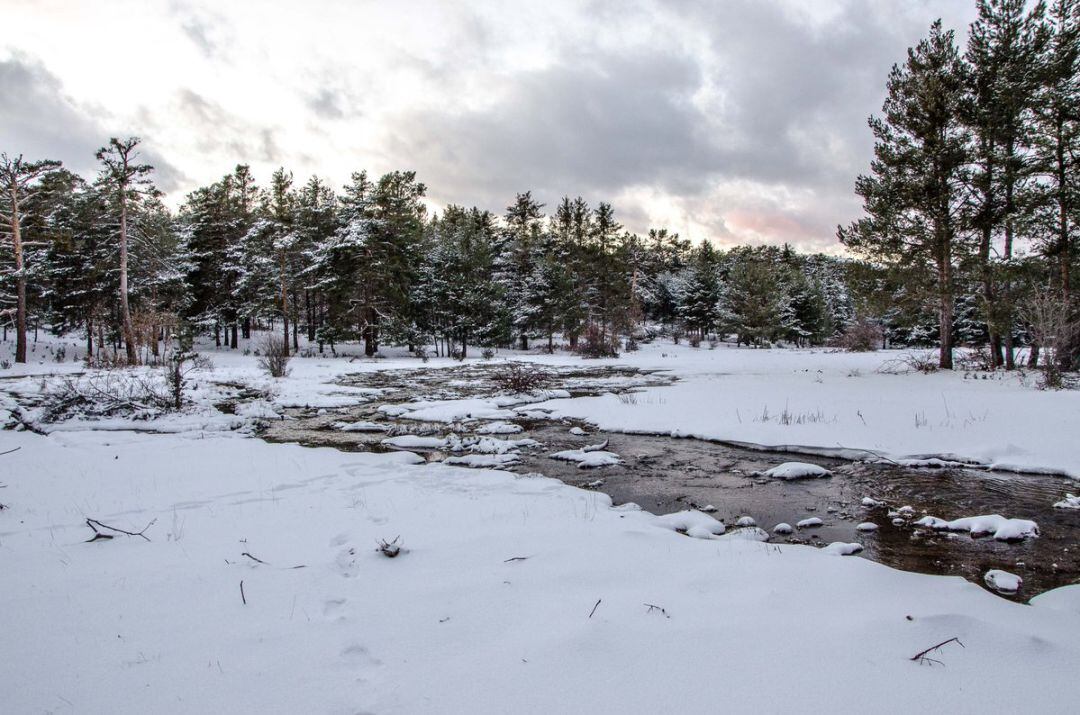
[0,53,185,191]
[175,88,282,164]
[389,47,717,210]
[380,0,976,245]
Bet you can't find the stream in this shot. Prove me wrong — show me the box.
[246,362,1080,600]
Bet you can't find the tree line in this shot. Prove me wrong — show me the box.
[0,145,864,363]
[0,0,1076,374]
[842,0,1080,372]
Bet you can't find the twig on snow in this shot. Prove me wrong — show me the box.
[910,637,964,666]
[85,517,156,542]
[644,603,670,618]
[504,556,529,563]
[0,446,21,456]
[241,551,267,565]
[240,580,247,605]
[588,598,602,619]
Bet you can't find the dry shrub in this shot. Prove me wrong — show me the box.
[257,334,291,377]
[492,362,550,393]
[577,323,619,359]
[1023,291,1079,389]
[838,318,883,352]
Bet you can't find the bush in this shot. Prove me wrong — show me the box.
[492,362,550,393]
[481,347,496,360]
[257,335,291,378]
[838,319,883,352]
[577,323,619,358]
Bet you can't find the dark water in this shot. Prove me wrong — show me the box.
[252,363,1080,600]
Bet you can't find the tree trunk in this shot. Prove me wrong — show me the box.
[279,252,290,357]
[938,254,954,370]
[1028,343,1039,368]
[86,315,94,357]
[9,194,27,363]
[118,193,138,365]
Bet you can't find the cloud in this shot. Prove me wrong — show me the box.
[0,53,186,191]
[174,88,282,164]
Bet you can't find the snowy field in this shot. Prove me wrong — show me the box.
[2,336,1080,713]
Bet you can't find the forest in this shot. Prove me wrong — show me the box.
[0,0,1077,382]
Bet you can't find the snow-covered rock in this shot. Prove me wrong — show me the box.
[334,420,389,432]
[797,517,823,529]
[475,421,524,435]
[443,454,521,468]
[1053,493,1080,510]
[763,462,831,480]
[914,514,1040,541]
[984,569,1022,594]
[381,435,449,450]
[654,510,726,539]
[736,516,757,527]
[773,523,794,535]
[822,542,863,556]
[568,426,587,436]
[856,522,879,532]
[861,497,884,508]
[550,448,621,468]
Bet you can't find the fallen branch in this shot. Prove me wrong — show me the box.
[910,637,964,666]
[644,603,670,618]
[504,556,529,563]
[588,598,602,619]
[0,446,21,456]
[241,551,267,565]
[240,580,247,605]
[85,517,156,542]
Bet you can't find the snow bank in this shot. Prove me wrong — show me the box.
[334,420,389,433]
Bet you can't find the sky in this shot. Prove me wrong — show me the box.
[1,0,978,252]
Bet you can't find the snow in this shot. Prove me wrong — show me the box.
[527,342,1080,478]
[822,542,864,556]
[475,421,524,435]
[550,448,621,468]
[334,420,390,432]
[1053,493,1080,510]
[3,337,1080,712]
[568,426,588,436]
[861,497,885,508]
[762,461,832,480]
[856,522,879,532]
[914,514,1040,541]
[984,570,1023,594]
[797,517,824,529]
[443,453,521,468]
[382,434,449,450]
[653,510,727,538]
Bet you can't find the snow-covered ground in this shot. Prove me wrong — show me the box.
[525,342,1080,478]
[2,335,1080,712]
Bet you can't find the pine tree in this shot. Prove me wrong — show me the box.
[964,0,1048,368]
[96,137,159,365]
[0,153,61,362]
[841,21,972,369]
